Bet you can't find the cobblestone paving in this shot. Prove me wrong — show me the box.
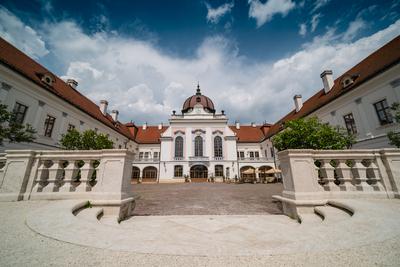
[131,182,283,215]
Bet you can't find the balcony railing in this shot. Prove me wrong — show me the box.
[238,157,270,162]
[133,158,159,162]
[189,156,209,161]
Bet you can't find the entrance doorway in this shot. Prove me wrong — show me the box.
[190,165,208,182]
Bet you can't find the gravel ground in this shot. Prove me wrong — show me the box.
[131,183,283,215]
[1,201,400,267]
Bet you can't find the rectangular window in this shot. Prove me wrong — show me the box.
[255,151,260,158]
[153,152,159,159]
[249,151,254,159]
[139,152,144,160]
[343,113,357,134]
[174,165,183,177]
[68,124,75,131]
[374,99,393,125]
[144,152,149,159]
[270,148,275,158]
[239,151,245,159]
[44,115,56,137]
[264,149,268,158]
[13,102,28,124]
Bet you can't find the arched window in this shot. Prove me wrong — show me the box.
[214,136,223,158]
[174,165,183,177]
[175,136,184,158]
[194,136,203,157]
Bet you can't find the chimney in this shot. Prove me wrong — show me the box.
[111,110,119,121]
[158,123,163,130]
[66,79,78,89]
[235,121,240,130]
[293,95,303,113]
[99,100,108,115]
[320,70,334,94]
[142,122,147,130]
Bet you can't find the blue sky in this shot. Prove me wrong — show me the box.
[0,0,399,124]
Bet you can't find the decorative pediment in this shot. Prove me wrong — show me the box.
[174,130,185,135]
[192,129,206,134]
[212,130,224,135]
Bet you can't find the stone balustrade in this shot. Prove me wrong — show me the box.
[274,149,400,219]
[0,149,135,202]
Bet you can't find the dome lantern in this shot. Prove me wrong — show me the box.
[182,84,215,114]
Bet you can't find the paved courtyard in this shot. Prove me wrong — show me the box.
[131,182,283,216]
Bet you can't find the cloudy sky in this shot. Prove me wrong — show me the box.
[0,0,399,125]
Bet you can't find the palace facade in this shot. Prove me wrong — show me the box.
[0,35,399,182]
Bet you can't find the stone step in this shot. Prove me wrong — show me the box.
[76,207,103,223]
[314,206,352,223]
[298,213,323,224]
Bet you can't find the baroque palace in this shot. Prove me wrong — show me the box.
[0,35,399,182]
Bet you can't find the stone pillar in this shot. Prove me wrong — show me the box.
[380,149,400,198]
[278,150,321,200]
[94,149,135,200]
[0,150,36,201]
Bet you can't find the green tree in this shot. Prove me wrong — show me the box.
[60,129,114,150]
[0,104,36,145]
[387,102,400,148]
[272,117,355,151]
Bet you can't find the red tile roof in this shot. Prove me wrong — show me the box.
[229,125,271,143]
[0,37,134,141]
[265,35,400,139]
[128,125,168,144]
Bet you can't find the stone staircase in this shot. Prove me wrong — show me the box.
[298,203,353,225]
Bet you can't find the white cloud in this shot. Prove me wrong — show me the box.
[0,6,49,59]
[311,0,330,13]
[311,13,322,32]
[248,0,296,28]
[299,23,307,36]
[1,6,399,126]
[205,2,234,24]
[342,18,367,42]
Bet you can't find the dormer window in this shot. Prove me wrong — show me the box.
[341,74,359,88]
[40,73,55,86]
[196,97,201,102]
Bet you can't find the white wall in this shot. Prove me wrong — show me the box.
[309,64,400,149]
[0,65,137,152]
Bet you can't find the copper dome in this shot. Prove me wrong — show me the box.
[182,85,215,113]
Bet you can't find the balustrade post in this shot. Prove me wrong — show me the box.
[42,160,64,192]
[32,160,47,192]
[319,159,338,191]
[75,160,94,192]
[336,159,355,191]
[367,159,385,191]
[58,160,79,192]
[353,159,372,191]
